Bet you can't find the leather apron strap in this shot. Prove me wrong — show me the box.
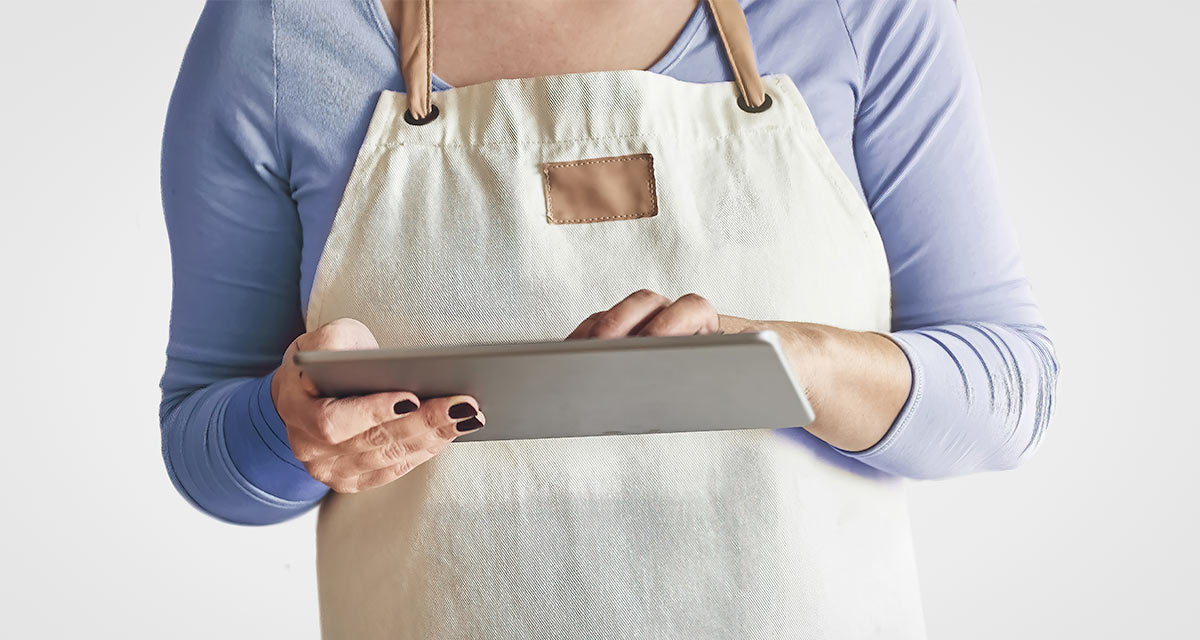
[396,0,769,122]
[397,0,435,122]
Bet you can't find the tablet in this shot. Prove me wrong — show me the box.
[293,331,813,442]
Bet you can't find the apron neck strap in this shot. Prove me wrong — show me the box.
[396,0,769,123]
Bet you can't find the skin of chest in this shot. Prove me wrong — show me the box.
[381,0,699,87]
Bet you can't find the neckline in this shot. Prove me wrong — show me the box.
[365,0,709,92]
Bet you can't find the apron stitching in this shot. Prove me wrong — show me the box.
[546,156,648,170]
[361,123,793,151]
[547,213,658,225]
[541,167,553,224]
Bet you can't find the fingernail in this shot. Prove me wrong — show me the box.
[393,400,418,415]
[456,417,484,432]
[449,403,477,419]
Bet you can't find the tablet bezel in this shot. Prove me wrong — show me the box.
[293,330,814,441]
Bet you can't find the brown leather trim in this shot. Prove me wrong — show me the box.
[394,0,768,116]
[542,154,658,224]
[397,0,433,119]
[705,0,767,108]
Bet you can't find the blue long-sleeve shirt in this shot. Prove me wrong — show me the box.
[160,0,1059,525]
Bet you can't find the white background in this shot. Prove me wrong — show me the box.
[2,1,1197,638]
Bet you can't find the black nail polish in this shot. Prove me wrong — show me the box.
[449,403,477,419]
[456,417,484,432]
[393,400,418,415]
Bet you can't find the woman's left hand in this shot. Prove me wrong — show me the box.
[565,287,912,453]
[566,289,758,339]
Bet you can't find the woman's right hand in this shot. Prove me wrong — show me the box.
[270,317,484,494]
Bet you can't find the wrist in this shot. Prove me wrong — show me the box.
[759,321,835,406]
[715,316,840,417]
[269,365,283,409]
[716,313,763,334]
[788,322,834,390]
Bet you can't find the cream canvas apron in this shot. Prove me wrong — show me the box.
[305,1,925,637]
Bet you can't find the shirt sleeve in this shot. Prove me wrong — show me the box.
[832,0,1060,478]
[159,0,329,524]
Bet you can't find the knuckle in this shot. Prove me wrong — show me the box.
[392,460,415,478]
[382,440,410,462]
[679,292,711,307]
[292,333,311,351]
[292,444,319,463]
[316,318,369,349]
[311,322,337,342]
[308,465,333,484]
[363,425,390,448]
[314,417,338,443]
[420,406,447,432]
[326,317,365,335]
[632,288,661,300]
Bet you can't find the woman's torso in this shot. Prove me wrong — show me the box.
[302,1,923,636]
[271,0,866,315]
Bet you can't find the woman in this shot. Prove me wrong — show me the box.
[160,0,1058,637]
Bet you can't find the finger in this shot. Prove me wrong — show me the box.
[297,317,380,352]
[288,429,338,474]
[293,391,421,479]
[295,367,325,398]
[330,408,486,480]
[345,439,453,493]
[565,312,603,340]
[303,389,422,446]
[273,350,325,399]
[333,394,480,456]
[293,318,381,398]
[585,289,672,339]
[637,293,719,337]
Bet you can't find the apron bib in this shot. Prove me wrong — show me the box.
[307,1,925,637]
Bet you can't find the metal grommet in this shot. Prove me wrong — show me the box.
[737,92,773,114]
[403,104,440,126]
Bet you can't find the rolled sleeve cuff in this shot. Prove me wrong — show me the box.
[224,371,330,502]
[834,331,931,477]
